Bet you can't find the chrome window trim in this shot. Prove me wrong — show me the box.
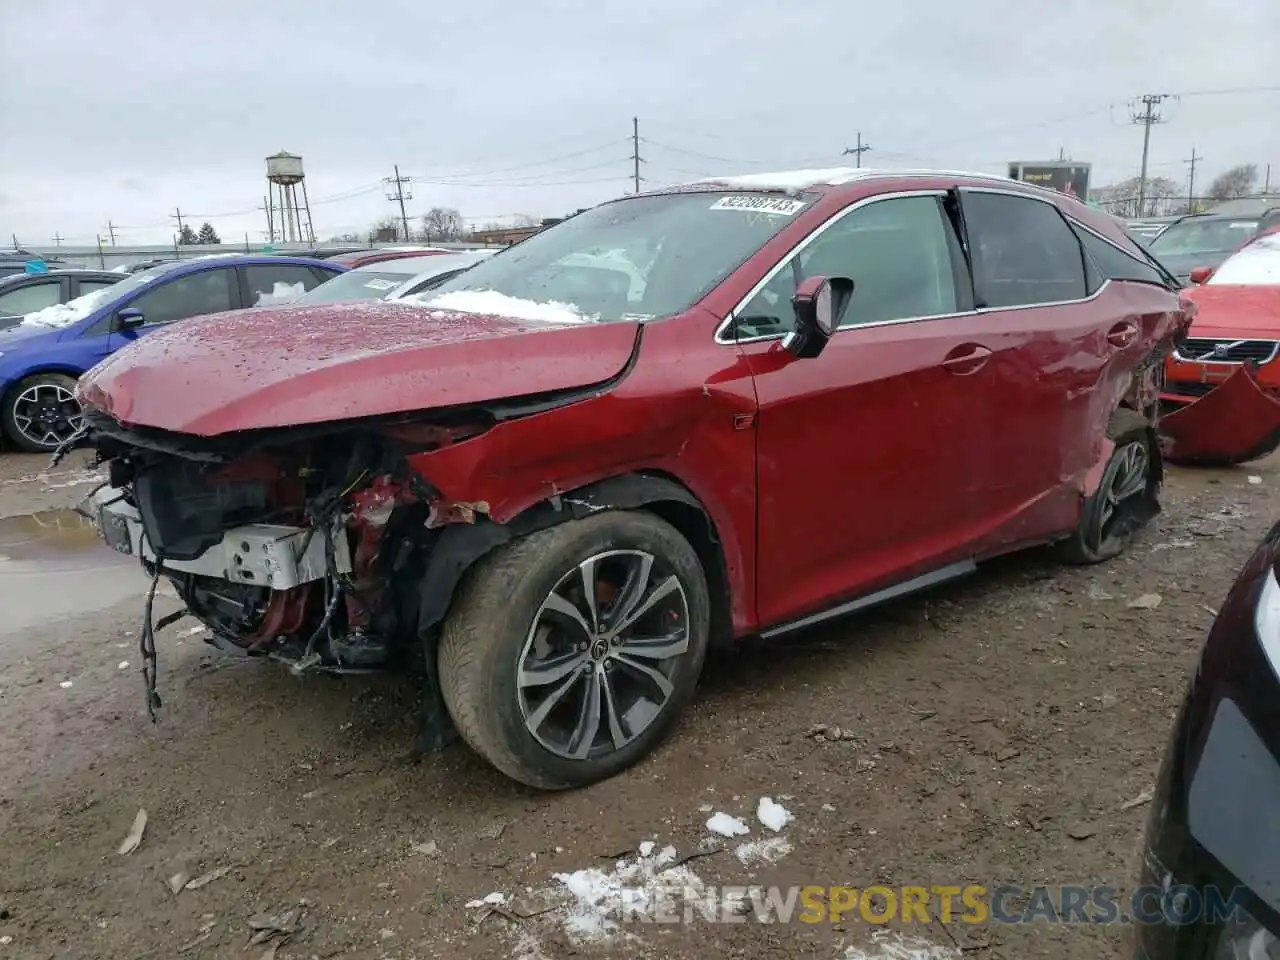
[716,185,1106,346]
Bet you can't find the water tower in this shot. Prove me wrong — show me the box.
[265,151,315,244]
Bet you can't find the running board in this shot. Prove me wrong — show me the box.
[759,559,978,640]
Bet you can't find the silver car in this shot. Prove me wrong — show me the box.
[292,251,497,305]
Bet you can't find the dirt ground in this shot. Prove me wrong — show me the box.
[0,448,1274,960]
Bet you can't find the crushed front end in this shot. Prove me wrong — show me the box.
[75,410,492,707]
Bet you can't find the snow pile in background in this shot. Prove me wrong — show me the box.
[422,289,590,324]
[840,932,961,959]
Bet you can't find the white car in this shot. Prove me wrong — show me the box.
[293,251,497,305]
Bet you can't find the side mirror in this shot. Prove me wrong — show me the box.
[114,307,145,331]
[783,275,853,358]
[1187,266,1213,285]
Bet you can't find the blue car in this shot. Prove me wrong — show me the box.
[0,255,345,451]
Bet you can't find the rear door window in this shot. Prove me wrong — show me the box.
[242,264,328,306]
[961,192,1089,308]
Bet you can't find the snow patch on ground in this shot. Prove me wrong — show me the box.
[706,812,750,837]
[734,836,793,865]
[840,931,962,959]
[421,289,591,324]
[0,469,105,489]
[757,797,792,832]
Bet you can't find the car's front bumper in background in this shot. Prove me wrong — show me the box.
[79,483,348,589]
[1135,524,1280,959]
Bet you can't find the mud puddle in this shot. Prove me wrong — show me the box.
[0,508,148,636]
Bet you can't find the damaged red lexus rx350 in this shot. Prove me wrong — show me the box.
[69,169,1191,789]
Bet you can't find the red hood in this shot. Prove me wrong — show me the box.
[79,302,640,436]
[1183,284,1280,337]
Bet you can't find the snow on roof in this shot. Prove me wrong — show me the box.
[689,167,1023,193]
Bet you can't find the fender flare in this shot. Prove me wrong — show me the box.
[414,472,715,638]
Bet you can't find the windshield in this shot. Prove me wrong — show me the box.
[1150,217,1259,257]
[1206,233,1280,286]
[295,270,408,305]
[19,262,174,329]
[420,191,810,322]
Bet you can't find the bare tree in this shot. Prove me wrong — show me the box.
[1095,176,1181,217]
[420,207,464,242]
[1207,164,1259,201]
[511,213,541,228]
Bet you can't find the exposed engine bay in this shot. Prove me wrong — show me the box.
[71,412,503,719]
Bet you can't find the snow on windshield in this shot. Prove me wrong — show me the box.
[254,281,307,306]
[1207,233,1280,285]
[420,289,590,324]
[20,287,117,329]
[695,168,864,192]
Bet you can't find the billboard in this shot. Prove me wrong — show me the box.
[1007,162,1091,200]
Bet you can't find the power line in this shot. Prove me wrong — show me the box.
[843,132,872,168]
[1185,148,1203,213]
[383,165,413,241]
[1131,94,1170,217]
[411,158,627,186]
[410,140,629,181]
[631,117,644,194]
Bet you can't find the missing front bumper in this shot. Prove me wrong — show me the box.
[1160,366,1280,466]
[81,484,350,588]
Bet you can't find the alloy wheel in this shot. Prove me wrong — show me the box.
[12,382,82,450]
[1098,440,1150,541]
[516,549,690,761]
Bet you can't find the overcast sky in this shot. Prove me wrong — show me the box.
[1,0,1276,247]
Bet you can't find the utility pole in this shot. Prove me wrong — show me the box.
[107,221,118,246]
[95,235,106,269]
[1266,164,1272,194]
[171,207,185,240]
[1185,148,1203,215]
[843,132,872,168]
[631,117,643,194]
[1131,94,1168,217]
[383,165,413,241]
[51,232,63,247]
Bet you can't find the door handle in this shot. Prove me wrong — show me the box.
[1107,321,1138,349]
[942,343,993,375]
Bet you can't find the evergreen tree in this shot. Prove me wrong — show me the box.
[196,222,221,245]
[177,224,199,245]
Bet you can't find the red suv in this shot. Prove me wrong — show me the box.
[73,169,1190,789]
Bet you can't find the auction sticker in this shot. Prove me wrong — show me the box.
[710,195,807,215]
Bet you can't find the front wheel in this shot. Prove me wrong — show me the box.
[438,511,711,789]
[1059,408,1161,565]
[1,372,83,452]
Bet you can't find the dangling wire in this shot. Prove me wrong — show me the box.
[139,566,163,722]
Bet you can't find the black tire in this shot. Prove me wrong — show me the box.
[438,510,711,790]
[1,372,83,453]
[1059,408,1161,565]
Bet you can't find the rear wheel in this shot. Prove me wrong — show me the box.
[1059,409,1161,565]
[438,511,710,789]
[1,372,83,452]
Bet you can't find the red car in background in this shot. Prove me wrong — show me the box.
[1160,229,1280,465]
[71,169,1189,789]
[326,247,453,269]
